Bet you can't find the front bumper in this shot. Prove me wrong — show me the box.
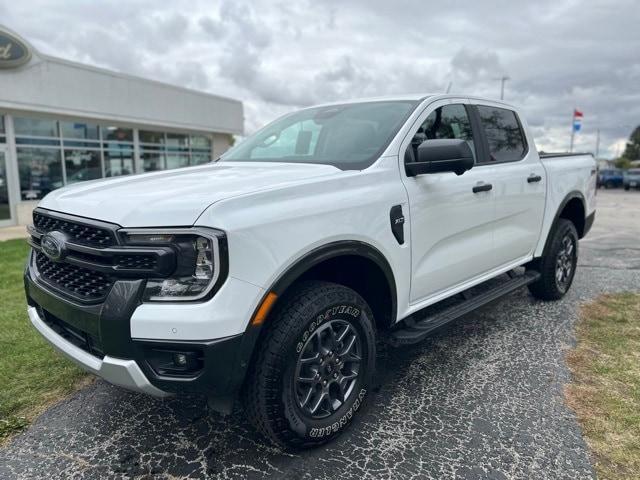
[28,305,168,397]
[24,260,251,398]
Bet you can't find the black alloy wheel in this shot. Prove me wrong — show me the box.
[527,218,579,300]
[555,232,576,294]
[243,281,376,449]
[293,319,362,419]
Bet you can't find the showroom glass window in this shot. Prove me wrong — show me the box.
[60,121,102,184]
[15,115,214,199]
[190,135,212,165]
[15,116,64,200]
[103,126,134,177]
[140,130,213,172]
[14,117,58,137]
[166,132,189,169]
[140,129,166,172]
[14,115,135,199]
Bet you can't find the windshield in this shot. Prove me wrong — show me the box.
[220,100,418,170]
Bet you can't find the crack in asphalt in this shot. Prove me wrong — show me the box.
[580,245,640,253]
[578,265,640,270]
[1,235,639,479]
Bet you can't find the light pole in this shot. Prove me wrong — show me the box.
[495,76,510,100]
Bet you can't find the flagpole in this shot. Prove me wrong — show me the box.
[569,108,575,153]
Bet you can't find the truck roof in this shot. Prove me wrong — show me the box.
[310,94,517,109]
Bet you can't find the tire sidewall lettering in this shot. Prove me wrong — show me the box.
[295,304,360,353]
[308,388,367,438]
[286,301,371,442]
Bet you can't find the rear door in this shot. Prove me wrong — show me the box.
[472,103,546,267]
[400,98,497,304]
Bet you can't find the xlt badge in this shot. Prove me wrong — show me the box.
[390,205,405,245]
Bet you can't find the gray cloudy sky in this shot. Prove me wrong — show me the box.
[2,0,639,158]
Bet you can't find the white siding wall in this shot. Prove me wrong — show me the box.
[0,45,244,226]
[0,54,243,135]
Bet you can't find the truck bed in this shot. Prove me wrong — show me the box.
[535,152,597,257]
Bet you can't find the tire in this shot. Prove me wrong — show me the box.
[528,219,579,301]
[625,185,630,191]
[605,181,614,189]
[243,280,376,449]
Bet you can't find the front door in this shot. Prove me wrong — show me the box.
[400,99,497,305]
[0,146,14,227]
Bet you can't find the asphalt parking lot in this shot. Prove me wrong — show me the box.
[1,190,639,480]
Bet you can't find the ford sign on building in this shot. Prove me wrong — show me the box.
[0,29,31,68]
[0,25,243,227]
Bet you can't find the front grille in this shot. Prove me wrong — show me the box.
[65,249,158,272]
[33,211,116,247]
[38,306,104,359]
[35,251,114,301]
[114,254,158,270]
[29,209,172,302]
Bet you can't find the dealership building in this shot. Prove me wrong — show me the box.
[0,25,244,227]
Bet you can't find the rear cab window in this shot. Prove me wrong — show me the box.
[476,106,527,163]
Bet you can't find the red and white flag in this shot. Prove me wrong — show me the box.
[574,109,583,118]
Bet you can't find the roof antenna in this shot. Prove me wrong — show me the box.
[445,81,453,93]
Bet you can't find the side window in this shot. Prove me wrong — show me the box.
[476,106,527,162]
[250,120,321,159]
[408,104,475,162]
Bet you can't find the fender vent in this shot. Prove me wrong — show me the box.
[390,205,405,245]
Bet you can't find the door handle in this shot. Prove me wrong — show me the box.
[527,174,542,183]
[472,183,493,193]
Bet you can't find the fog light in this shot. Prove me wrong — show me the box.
[174,353,188,366]
[145,348,204,377]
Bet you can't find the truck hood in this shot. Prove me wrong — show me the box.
[39,162,342,227]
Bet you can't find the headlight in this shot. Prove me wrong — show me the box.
[120,228,225,302]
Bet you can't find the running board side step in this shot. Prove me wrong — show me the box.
[387,270,540,347]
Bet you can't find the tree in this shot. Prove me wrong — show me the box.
[614,157,632,169]
[622,126,640,161]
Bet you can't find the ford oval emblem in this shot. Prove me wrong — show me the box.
[40,231,67,262]
[0,29,32,69]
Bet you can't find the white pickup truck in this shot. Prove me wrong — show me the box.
[25,94,596,448]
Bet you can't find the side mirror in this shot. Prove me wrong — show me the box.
[405,139,474,177]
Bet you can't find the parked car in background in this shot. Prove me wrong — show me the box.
[598,168,624,188]
[624,168,640,190]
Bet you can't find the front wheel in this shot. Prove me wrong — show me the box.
[243,281,376,449]
[528,219,579,300]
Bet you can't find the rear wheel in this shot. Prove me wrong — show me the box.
[243,281,376,449]
[528,219,579,300]
[625,185,630,191]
